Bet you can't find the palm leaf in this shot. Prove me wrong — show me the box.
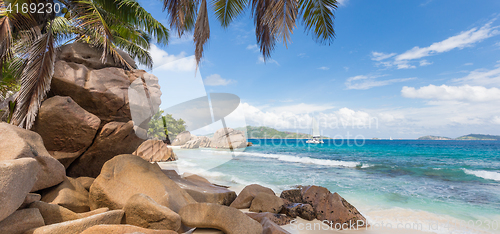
[194,0,209,65]
[264,0,297,46]
[299,0,336,42]
[162,0,198,36]
[12,24,55,129]
[213,0,247,27]
[252,0,275,60]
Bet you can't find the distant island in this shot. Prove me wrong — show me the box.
[246,126,329,139]
[418,134,500,140]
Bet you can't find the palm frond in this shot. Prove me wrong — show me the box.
[162,0,198,37]
[252,0,275,60]
[299,0,336,43]
[194,0,209,66]
[12,24,55,129]
[113,35,152,69]
[213,0,248,27]
[265,0,297,46]
[0,16,13,64]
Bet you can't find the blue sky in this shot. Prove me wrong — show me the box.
[138,0,500,139]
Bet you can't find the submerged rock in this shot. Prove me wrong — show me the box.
[179,203,262,234]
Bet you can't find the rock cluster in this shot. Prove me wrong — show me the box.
[173,129,248,149]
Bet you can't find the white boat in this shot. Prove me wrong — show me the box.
[306,117,324,144]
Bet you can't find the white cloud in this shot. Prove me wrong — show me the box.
[318,66,330,70]
[419,60,433,66]
[203,74,235,86]
[396,20,499,61]
[269,103,335,114]
[454,66,500,86]
[148,44,196,71]
[464,63,474,66]
[257,56,280,66]
[401,84,500,102]
[371,52,396,61]
[345,75,415,90]
[246,44,259,52]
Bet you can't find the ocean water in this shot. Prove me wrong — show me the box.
[161,139,500,234]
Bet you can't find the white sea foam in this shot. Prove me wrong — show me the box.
[463,169,500,182]
[240,151,360,168]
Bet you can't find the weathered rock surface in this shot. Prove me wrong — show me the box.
[32,96,100,168]
[41,177,90,213]
[230,184,275,209]
[260,217,291,234]
[163,170,236,206]
[67,121,144,178]
[301,185,367,227]
[133,139,177,162]
[0,208,45,234]
[199,136,212,148]
[179,203,262,234]
[0,123,65,192]
[80,225,178,234]
[56,42,136,70]
[181,138,201,149]
[281,203,315,221]
[75,177,95,191]
[24,210,124,234]
[89,154,195,212]
[30,201,109,225]
[245,212,292,226]
[249,192,284,213]
[171,131,192,146]
[19,193,42,209]
[0,158,39,222]
[210,128,247,149]
[280,189,303,204]
[123,193,181,231]
[51,56,161,127]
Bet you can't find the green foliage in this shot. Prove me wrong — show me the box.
[246,125,326,139]
[455,134,500,140]
[0,61,20,100]
[148,110,186,140]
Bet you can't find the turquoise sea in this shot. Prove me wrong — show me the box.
[162,139,500,234]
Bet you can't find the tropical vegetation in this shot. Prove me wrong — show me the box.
[148,109,187,140]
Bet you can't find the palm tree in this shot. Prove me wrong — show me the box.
[161,0,337,64]
[0,0,169,129]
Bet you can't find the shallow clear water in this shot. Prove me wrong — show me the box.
[163,139,500,234]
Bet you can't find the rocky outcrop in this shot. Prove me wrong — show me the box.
[230,184,275,209]
[210,128,247,149]
[260,217,291,234]
[40,177,90,213]
[249,192,284,213]
[281,203,315,221]
[0,208,45,234]
[0,123,66,192]
[80,225,178,234]
[133,139,177,162]
[32,96,100,168]
[23,210,124,234]
[245,212,292,226]
[181,138,201,149]
[89,154,196,212]
[179,203,263,234]
[123,193,181,231]
[171,131,192,146]
[75,177,95,191]
[19,193,42,209]
[163,170,236,205]
[280,189,303,203]
[0,158,39,222]
[30,201,108,225]
[301,185,367,227]
[67,121,144,178]
[51,43,161,127]
[199,136,212,148]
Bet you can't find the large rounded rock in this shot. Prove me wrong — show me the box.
[0,123,66,192]
[171,131,193,146]
[281,203,315,221]
[179,203,262,234]
[0,158,39,222]
[249,192,284,213]
[30,201,109,225]
[181,138,201,149]
[75,177,95,191]
[133,139,177,162]
[210,128,247,149]
[163,170,236,206]
[67,121,144,178]
[41,177,90,213]
[32,96,100,168]
[80,225,177,234]
[57,42,136,70]
[301,185,367,227]
[51,57,161,127]
[24,210,124,234]
[89,154,196,212]
[0,208,45,234]
[123,193,181,231]
[280,189,303,204]
[230,184,275,209]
